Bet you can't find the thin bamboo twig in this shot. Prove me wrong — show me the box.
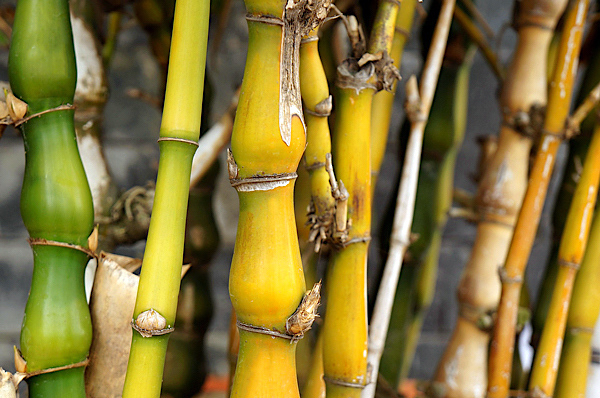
[488,1,591,396]
[363,1,456,396]
[458,0,495,38]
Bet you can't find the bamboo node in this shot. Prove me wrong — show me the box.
[286,281,322,342]
[300,34,319,44]
[245,13,284,26]
[157,137,200,147]
[227,149,298,192]
[132,309,174,338]
[304,160,326,171]
[502,103,545,139]
[358,51,401,92]
[592,348,600,364]
[458,303,495,332]
[13,347,89,379]
[498,266,523,284]
[336,59,378,92]
[567,326,594,335]
[28,238,96,259]
[322,375,366,389]
[557,258,580,270]
[395,26,411,40]
[530,386,550,398]
[304,95,332,117]
[236,321,297,341]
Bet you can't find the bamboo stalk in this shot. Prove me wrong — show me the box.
[528,89,600,396]
[322,61,375,398]
[8,0,94,396]
[553,125,600,398]
[364,1,456,396]
[226,1,328,397]
[531,17,600,348]
[322,2,400,396]
[487,1,590,396]
[370,0,417,189]
[121,0,210,396]
[433,1,567,397]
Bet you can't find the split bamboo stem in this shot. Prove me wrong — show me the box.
[487,1,590,396]
[433,1,567,397]
[554,124,600,398]
[364,1,456,396]
[370,0,417,189]
[227,1,327,397]
[121,1,209,397]
[9,0,94,396]
[530,121,600,394]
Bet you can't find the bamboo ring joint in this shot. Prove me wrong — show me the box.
[236,320,299,342]
[157,137,199,147]
[245,13,284,26]
[395,26,411,39]
[305,95,332,117]
[301,35,319,44]
[14,348,89,379]
[230,173,298,192]
[515,21,554,31]
[592,348,600,364]
[322,375,365,389]
[305,161,326,171]
[498,267,523,284]
[28,238,96,259]
[13,104,76,127]
[558,259,580,270]
[341,236,372,248]
[383,0,402,6]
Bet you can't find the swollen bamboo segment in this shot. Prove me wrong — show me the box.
[227,1,328,397]
[430,1,566,397]
[9,0,94,396]
[488,0,589,396]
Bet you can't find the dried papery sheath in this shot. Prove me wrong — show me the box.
[286,281,322,339]
[278,0,331,145]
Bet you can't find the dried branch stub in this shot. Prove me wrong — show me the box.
[286,281,322,341]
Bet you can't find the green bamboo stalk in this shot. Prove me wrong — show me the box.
[555,167,600,398]
[162,163,220,398]
[121,1,209,396]
[9,0,94,396]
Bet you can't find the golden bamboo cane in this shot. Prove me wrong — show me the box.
[487,1,590,396]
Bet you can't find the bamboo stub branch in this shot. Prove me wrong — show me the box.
[362,1,457,397]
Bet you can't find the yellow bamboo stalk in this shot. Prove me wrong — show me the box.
[530,119,600,396]
[371,0,417,189]
[227,1,328,397]
[487,1,590,396]
[432,1,566,397]
[323,66,375,398]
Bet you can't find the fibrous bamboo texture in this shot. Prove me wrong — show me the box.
[488,0,590,396]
